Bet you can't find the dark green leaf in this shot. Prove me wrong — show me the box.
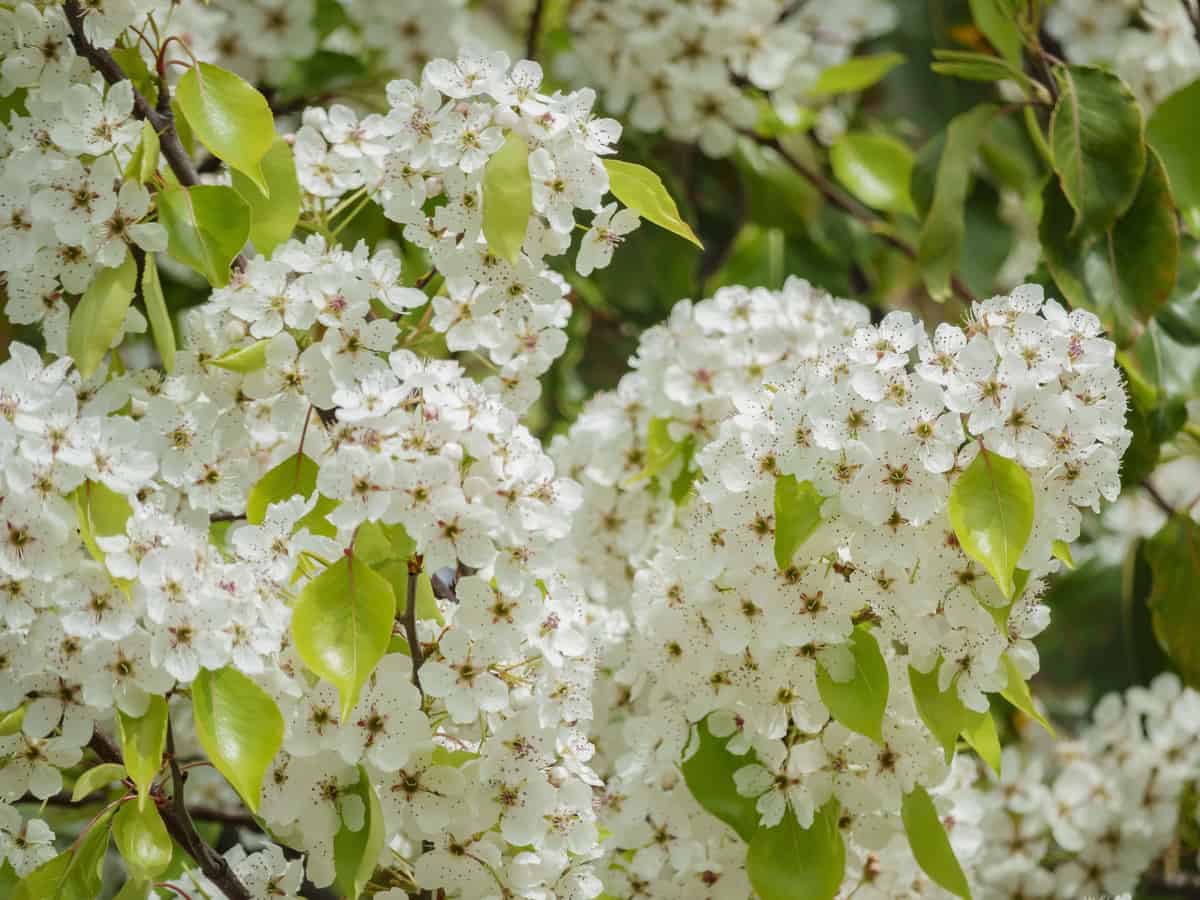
[158,184,250,288]
[1146,515,1200,688]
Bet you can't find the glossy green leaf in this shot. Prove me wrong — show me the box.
[292,553,396,719]
[902,786,972,899]
[830,132,915,215]
[231,137,302,256]
[354,521,417,567]
[13,806,115,900]
[811,52,904,96]
[1146,515,1200,688]
[332,766,386,899]
[747,800,845,900]
[247,452,338,538]
[75,479,133,566]
[0,706,25,736]
[113,801,172,878]
[960,706,1001,776]
[71,762,127,802]
[917,104,998,300]
[124,120,160,184]
[948,445,1034,600]
[175,62,274,191]
[1049,65,1145,233]
[816,626,889,742]
[969,0,1024,63]
[210,339,270,373]
[157,184,250,288]
[140,254,175,374]
[113,875,152,900]
[68,248,137,378]
[909,665,980,763]
[1052,539,1075,569]
[192,666,284,814]
[117,696,167,812]
[1040,149,1179,348]
[1148,77,1200,222]
[773,474,824,571]
[604,159,703,248]
[999,656,1054,735]
[680,718,761,842]
[481,131,532,264]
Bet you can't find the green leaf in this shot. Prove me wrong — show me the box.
[332,766,386,899]
[117,696,167,812]
[231,137,301,256]
[377,562,444,629]
[175,62,275,191]
[909,665,980,763]
[292,553,396,720]
[811,53,905,96]
[71,762,127,802]
[680,718,761,842]
[830,132,915,215]
[816,626,889,742]
[603,158,703,248]
[960,706,1002,776]
[1146,515,1200,688]
[0,706,25,736]
[999,656,1054,735]
[947,445,1034,600]
[354,521,417,567]
[622,417,687,488]
[12,852,72,900]
[969,0,1024,63]
[1049,65,1145,234]
[75,479,133,566]
[481,131,533,264]
[68,249,137,378]
[1051,539,1075,569]
[1040,149,1179,347]
[124,120,160,184]
[917,104,998,300]
[931,50,1043,99]
[773,474,824,571]
[110,47,158,105]
[747,799,845,900]
[210,339,270,373]
[192,666,284,814]
[14,806,116,900]
[157,184,250,288]
[140,255,175,374]
[247,452,338,538]
[1148,78,1200,224]
[113,802,172,879]
[113,875,152,900]
[901,786,972,899]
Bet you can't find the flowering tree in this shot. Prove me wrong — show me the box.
[1,2,1199,900]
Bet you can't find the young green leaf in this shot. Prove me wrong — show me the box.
[68,249,137,378]
[1051,539,1075,569]
[960,705,1001,776]
[140,255,175,374]
[999,656,1054,735]
[968,0,1023,64]
[1148,78,1200,224]
[1049,65,1145,234]
[747,800,845,900]
[917,104,998,300]
[0,706,25,736]
[157,184,250,288]
[332,766,386,899]
[623,417,686,487]
[816,627,889,742]
[930,50,1045,100]
[75,479,133,566]
[773,474,824,571]
[192,666,284,814]
[210,339,270,373]
[909,665,979,763]
[680,718,761,842]
[902,786,972,899]
[113,802,172,879]
[603,159,703,248]
[175,62,275,191]
[124,120,160,184]
[292,553,397,720]
[71,762,127,802]
[117,696,168,812]
[947,444,1034,600]
[231,137,302,256]
[1145,514,1200,688]
[246,452,338,538]
[810,52,905,96]
[12,807,114,900]
[481,131,533,264]
[830,132,915,215]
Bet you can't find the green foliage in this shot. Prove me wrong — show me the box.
[830,132,915,215]
[117,696,168,811]
[71,762,127,802]
[948,446,1034,600]
[210,338,270,373]
[816,626,889,742]
[603,159,703,248]
[124,120,160,183]
[292,553,396,719]
[175,62,276,191]
[960,705,1002,775]
[247,451,338,538]
[482,132,533,263]
[1146,515,1200,688]
[113,802,173,879]
[157,184,251,288]
[773,475,824,570]
[13,807,114,900]
[192,666,284,814]
[140,254,176,373]
[901,786,972,899]
[909,664,987,763]
[75,479,133,568]
[231,137,302,256]
[332,766,386,898]
[680,718,761,842]
[68,249,137,378]
[1148,78,1200,232]
[811,53,905,96]
[999,656,1054,735]
[747,800,845,900]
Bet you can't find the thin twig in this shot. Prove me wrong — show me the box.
[525,0,546,61]
[1142,480,1178,517]
[404,557,426,696]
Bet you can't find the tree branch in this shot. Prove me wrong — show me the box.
[525,0,546,61]
[89,726,252,900]
[404,557,426,697]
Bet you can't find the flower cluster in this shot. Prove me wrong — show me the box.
[0,2,166,356]
[562,0,898,154]
[1047,0,1200,107]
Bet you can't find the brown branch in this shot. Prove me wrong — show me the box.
[525,0,546,61]
[89,727,252,900]
[1143,480,1178,517]
[404,557,426,696]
